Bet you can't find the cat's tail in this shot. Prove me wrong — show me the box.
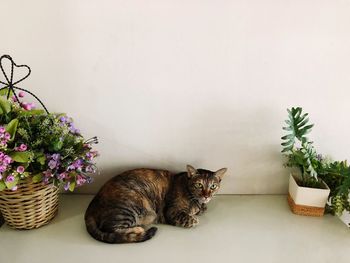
[85,214,157,244]
[0,212,4,228]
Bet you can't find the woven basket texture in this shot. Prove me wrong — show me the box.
[287,193,325,217]
[0,179,59,230]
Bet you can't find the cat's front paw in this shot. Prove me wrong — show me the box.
[183,215,199,228]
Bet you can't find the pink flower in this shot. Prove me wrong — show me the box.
[58,172,67,180]
[11,185,18,191]
[11,95,17,102]
[0,127,5,133]
[16,166,25,174]
[0,165,6,173]
[43,170,53,178]
[19,144,27,151]
[3,156,12,164]
[4,132,11,140]
[18,91,25,98]
[21,102,35,111]
[76,175,86,186]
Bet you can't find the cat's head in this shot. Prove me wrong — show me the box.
[186,165,227,204]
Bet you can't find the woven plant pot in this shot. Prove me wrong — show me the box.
[288,174,330,217]
[0,179,59,230]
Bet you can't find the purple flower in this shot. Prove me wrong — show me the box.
[64,182,70,191]
[74,159,83,168]
[67,164,75,171]
[0,127,5,133]
[48,160,58,169]
[59,116,67,123]
[18,91,25,98]
[16,166,25,174]
[51,153,60,161]
[85,165,96,173]
[0,152,4,158]
[6,175,15,182]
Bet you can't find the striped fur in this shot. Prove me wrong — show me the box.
[0,212,4,228]
[85,165,227,243]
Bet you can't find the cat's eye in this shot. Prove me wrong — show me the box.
[194,183,203,189]
[210,184,218,190]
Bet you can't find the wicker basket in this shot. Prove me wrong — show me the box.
[0,179,59,230]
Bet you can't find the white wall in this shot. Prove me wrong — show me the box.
[1,0,350,194]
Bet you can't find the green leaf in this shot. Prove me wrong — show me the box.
[0,88,14,97]
[37,156,46,165]
[18,109,45,116]
[0,181,6,191]
[281,134,294,140]
[5,118,19,140]
[69,182,76,192]
[34,152,46,164]
[281,141,293,147]
[52,139,63,151]
[32,174,43,183]
[0,96,11,114]
[9,151,31,163]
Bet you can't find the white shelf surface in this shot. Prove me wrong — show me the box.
[1,195,349,263]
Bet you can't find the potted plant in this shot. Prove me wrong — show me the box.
[281,107,330,216]
[0,55,99,229]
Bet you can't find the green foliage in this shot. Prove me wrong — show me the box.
[5,118,18,140]
[0,181,5,191]
[0,88,14,97]
[318,161,350,216]
[0,96,11,114]
[281,107,314,152]
[9,151,32,163]
[281,107,320,185]
[32,174,43,183]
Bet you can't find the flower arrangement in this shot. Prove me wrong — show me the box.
[0,90,98,192]
[281,107,350,216]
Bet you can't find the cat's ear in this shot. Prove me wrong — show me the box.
[214,168,227,181]
[186,165,198,178]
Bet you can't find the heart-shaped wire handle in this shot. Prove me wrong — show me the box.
[0,55,49,114]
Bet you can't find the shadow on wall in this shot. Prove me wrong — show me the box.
[74,105,288,195]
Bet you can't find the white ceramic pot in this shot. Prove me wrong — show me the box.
[288,174,330,216]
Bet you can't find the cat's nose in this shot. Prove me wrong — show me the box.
[202,192,210,198]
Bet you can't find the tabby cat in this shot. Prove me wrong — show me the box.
[85,165,227,244]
